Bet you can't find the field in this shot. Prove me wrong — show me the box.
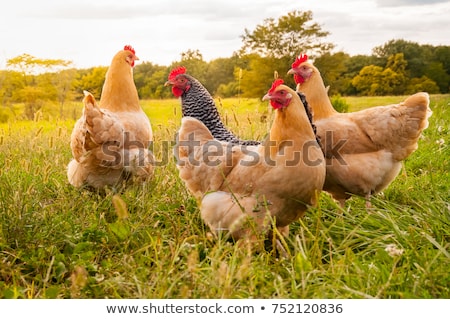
[0,95,449,298]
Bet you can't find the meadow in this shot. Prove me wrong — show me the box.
[0,94,449,298]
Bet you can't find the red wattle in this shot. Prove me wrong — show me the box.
[172,87,184,98]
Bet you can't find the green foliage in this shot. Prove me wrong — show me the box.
[216,81,239,98]
[313,52,350,95]
[6,53,72,75]
[4,55,74,119]
[0,70,25,105]
[49,68,77,117]
[373,39,433,78]
[239,55,281,98]
[175,49,208,84]
[352,65,384,95]
[406,76,440,94]
[386,53,406,72]
[385,53,408,95]
[351,50,445,96]
[240,10,334,59]
[373,39,450,93]
[352,54,411,96]
[73,67,107,99]
[330,94,349,113]
[435,46,450,74]
[424,62,450,93]
[134,62,168,99]
[204,57,237,95]
[0,95,449,298]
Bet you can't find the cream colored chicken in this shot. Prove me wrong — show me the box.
[288,54,432,207]
[67,46,154,189]
[175,79,325,240]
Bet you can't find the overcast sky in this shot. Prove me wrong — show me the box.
[1,0,449,69]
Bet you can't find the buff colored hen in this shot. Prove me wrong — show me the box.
[174,79,325,240]
[67,46,154,189]
[288,54,432,206]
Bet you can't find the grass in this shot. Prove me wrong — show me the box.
[0,95,449,298]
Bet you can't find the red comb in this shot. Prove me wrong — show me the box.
[124,45,135,55]
[268,79,284,94]
[292,54,308,68]
[168,66,187,81]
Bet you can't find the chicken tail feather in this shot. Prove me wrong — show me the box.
[403,92,432,130]
[393,92,432,161]
[82,91,124,149]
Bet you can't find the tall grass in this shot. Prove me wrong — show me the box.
[0,95,449,298]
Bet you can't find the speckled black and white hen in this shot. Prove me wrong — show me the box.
[165,66,260,146]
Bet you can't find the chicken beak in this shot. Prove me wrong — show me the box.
[134,55,140,61]
[287,68,295,75]
[262,93,271,101]
[164,80,173,87]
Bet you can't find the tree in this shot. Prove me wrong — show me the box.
[434,46,450,74]
[385,53,408,94]
[0,70,25,121]
[240,10,334,59]
[236,10,334,97]
[381,67,404,95]
[0,70,25,106]
[7,54,72,79]
[136,68,168,99]
[345,55,383,77]
[424,62,450,93]
[313,52,350,95]
[434,46,450,93]
[351,65,403,96]
[373,39,433,78]
[57,69,77,117]
[351,65,384,96]
[216,81,240,98]
[239,54,282,98]
[205,57,236,95]
[351,53,412,96]
[134,62,167,99]
[406,76,440,94]
[175,49,208,84]
[73,67,108,99]
[6,54,73,119]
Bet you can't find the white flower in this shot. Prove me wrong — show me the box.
[436,138,445,146]
[385,244,404,257]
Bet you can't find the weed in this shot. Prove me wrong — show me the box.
[0,95,449,298]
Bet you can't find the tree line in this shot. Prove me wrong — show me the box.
[1,10,449,120]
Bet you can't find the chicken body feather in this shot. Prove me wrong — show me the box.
[166,68,260,146]
[67,46,154,189]
[289,56,432,205]
[175,81,325,240]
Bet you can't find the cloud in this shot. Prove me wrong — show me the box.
[2,0,448,68]
[22,0,287,21]
[23,3,163,20]
[376,0,449,7]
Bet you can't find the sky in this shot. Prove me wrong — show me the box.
[1,0,449,69]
